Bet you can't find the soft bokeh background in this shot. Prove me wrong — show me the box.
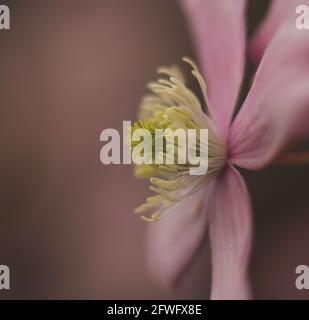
[0,0,309,299]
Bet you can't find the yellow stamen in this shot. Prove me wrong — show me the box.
[131,58,227,222]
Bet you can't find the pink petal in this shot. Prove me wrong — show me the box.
[146,185,213,286]
[229,18,309,170]
[209,166,252,300]
[181,0,246,136]
[251,0,309,63]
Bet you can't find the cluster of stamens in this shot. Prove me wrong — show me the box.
[131,58,227,222]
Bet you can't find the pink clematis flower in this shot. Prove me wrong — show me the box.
[135,0,309,299]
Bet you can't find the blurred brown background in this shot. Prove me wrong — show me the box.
[0,0,309,299]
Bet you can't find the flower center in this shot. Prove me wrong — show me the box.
[132,58,227,222]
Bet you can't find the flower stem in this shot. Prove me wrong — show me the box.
[275,151,309,165]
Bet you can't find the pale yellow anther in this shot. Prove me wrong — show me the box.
[131,58,227,222]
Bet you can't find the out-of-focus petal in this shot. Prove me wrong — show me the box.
[181,0,246,136]
[209,166,252,300]
[146,185,213,285]
[230,19,309,170]
[250,0,309,63]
